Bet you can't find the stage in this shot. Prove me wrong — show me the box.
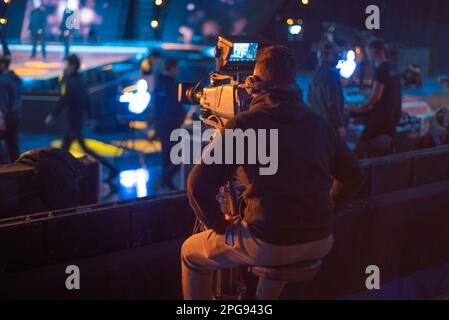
[6,43,151,93]
[7,42,212,87]
[11,52,135,81]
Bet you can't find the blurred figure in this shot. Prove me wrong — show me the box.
[347,40,402,156]
[403,58,422,88]
[29,0,47,59]
[154,58,186,190]
[140,49,164,93]
[0,55,22,163]
[308,42,346,138]
[0,1,10,57]
[45,54,118,181]
[61,0,79,59]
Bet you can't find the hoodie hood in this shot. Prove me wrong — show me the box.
[248,88,310,124]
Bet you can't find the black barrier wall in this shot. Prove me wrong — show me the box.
[1,146,449,299]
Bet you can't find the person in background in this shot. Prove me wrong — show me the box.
[61,0,78,59]
[45,54,118,181]
[140,49,164,93]
[29,0,47,59]
[403,58,422,89]
[0,1,10,57]
[154,58,186,190]
[0,55,22,163]
[346,40,402,152]
[308,42,346,138]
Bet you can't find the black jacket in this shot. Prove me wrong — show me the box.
[154,74,186,135]
[52,73,91,130]
[0,70,22,118]
[187,90,364,246]
[29,7,46,33]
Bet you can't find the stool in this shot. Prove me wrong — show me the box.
[250,259,322,300]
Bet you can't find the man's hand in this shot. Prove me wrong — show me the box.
[44,114,54,125]
[63,30,70,37]
[224,214,241,225]
[37,29,43,35]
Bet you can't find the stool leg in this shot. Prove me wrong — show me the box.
[256,278,287,300]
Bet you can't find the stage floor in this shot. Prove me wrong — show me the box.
[10,51,135,81]
[7,41,211,82]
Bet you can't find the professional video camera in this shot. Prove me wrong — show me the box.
[178,36,267,129]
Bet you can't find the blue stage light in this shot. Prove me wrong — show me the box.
[119,79,151,114]
[288,25,302,35]
[119,169,149,198]
[202,46,216,58]
[337,50,357,79]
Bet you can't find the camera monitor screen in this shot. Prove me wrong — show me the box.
[229,43,259,62]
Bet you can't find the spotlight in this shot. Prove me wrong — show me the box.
[119,169,149,198]
[288,24,302,35]
[151,20,159,28]
[301,0,309,5]
[286,18,294,25]
[0,18,7,25]
[337,50,357,79]
[186,2,195,11]
[155,0,163,5]
[119,79,151,114]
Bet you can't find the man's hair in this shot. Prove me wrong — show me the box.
[165,58,178,72]
[367,40,386,53]
[0,55,11,69]
[66,54,81,72]
[318,42,337,59]
[255,45,296,84]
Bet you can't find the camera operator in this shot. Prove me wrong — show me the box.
[154,58,186,190]
[181,45,364,300]
[45,54,118,181]
[346,40,402,154]
[0,55,22,163]
[308,42,346,138]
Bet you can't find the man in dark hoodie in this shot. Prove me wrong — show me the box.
[45,54,118,181]
[181,45,364,300]
[0,55,22,163]
[308,42,345,138]
[154,58,186,190]
[29,0,47,59]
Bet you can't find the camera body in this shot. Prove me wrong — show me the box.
[178,36,267,129]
